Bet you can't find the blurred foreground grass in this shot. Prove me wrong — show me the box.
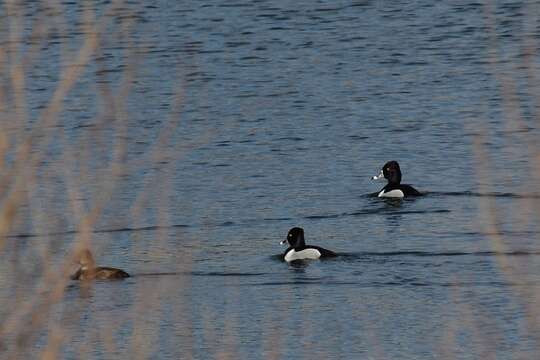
[0,1,196,358]
[0,0,539,359]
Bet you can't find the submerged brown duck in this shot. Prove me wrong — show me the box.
[71,249,130,280]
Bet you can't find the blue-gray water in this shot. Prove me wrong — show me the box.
[2,1,540,359]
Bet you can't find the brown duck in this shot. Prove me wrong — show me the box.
[71,249,130,280]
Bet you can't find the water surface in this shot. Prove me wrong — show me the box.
[1,1,540,359]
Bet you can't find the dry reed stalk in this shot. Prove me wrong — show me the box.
[470,0,540,356]
[0,0,198,358]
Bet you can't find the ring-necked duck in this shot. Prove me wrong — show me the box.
[372,160,421,198]
[281,227,336,262]
[71,249,130,280]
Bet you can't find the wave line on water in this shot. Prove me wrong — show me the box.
[5,223,190,239]
[360,191,540,199]
[303,208,451,220]
[245,280,540,288]
[425,191,540,199]
[110,271,270,278]
[190,271,268,277]
[343,250,540,257]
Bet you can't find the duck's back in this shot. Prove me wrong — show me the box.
[74,267,130,280]
[309,245,337,258]
[399,184,421,196]
[379,183,421,197]
[93,267,130,280]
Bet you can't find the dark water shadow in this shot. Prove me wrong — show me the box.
[190,271,268,277]
[67,271,270,283]
[339,250,540,259]
[5,223,190,239]
[267,250,540,266]
[421,191,540,199]
[132,272,183,277]
[303,207,451,221]
[136,271,268,277]
[247,280,540,288]
[11,191,537,239]
[305,191,450,220]
[64,272,540,289]
[362,190,540,199]
[449,229,540,238]
[348,208,450,217]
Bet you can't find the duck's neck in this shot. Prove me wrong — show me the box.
[80,264,96,272]
[293,236,306,250]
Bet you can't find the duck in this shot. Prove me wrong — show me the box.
[281,227,336,262]
[70,249,130,280]
[372,160,421,198]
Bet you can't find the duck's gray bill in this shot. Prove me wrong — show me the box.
[280,239,287,245]
[372,170,384,180]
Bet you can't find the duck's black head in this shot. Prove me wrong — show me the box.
[373,160,402,184]
[281,227,305,249]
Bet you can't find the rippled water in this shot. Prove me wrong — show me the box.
[2,0,540,359]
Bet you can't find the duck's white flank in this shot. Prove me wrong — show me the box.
[378,189,405,198]
[284,248,321,262]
